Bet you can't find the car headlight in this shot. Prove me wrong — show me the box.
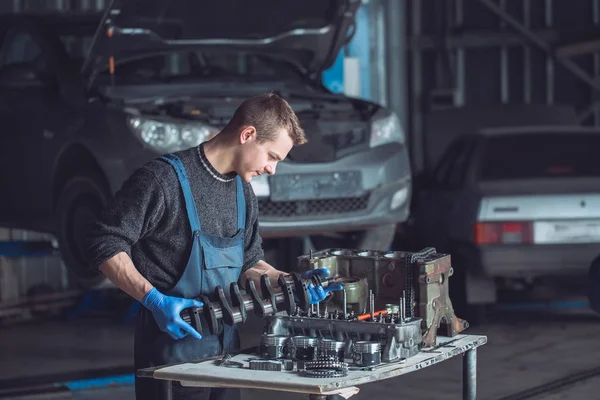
[250,174,271,197]
[369,112,406,148]
[127,116,220,153]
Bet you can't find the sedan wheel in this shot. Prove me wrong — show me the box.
[56,176,109,288]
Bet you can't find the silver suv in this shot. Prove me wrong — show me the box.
[0,0,411,286]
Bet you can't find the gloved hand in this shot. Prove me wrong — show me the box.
[142,288,204,340]
[301,268,343,304]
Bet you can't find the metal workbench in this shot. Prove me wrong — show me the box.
[137,334,487,400]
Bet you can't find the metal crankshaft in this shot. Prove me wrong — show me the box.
[180,272,338,336]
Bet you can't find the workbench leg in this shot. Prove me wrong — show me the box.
[462,348,477,400]
[164,380,173,400]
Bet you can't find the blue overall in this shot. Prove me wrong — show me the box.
[134,154,245,400]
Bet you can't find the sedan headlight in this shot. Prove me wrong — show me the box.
[127,116,220,153]
[250,174,271,197]
[369,112,406,148]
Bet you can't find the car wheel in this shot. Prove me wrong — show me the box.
[448,255,468,320]
[588,255,600,315]
[310,223,397,251]
[56,175,109,288]
[448,252,491,326]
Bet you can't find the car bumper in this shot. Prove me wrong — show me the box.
[257,143,411,238]
[97,132,411,238]
[479,243,599,277]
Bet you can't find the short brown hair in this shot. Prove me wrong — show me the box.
[225,92,307,145]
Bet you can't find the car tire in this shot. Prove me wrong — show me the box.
[588,254,600,315]
[310,223,397,251]
[56,175,109,288]
[448,252,491,326]
[448,252,468,318]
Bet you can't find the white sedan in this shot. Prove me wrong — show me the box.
[410,125,600,313]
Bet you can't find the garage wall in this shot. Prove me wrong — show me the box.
[406,0,600,172]
[410,0,595,109]
[3,0,106,12]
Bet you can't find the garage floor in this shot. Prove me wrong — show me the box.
[1,308,599,400]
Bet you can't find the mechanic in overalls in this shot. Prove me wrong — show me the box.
[86,93,343,400]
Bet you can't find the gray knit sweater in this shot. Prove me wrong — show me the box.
[86,143,264,292]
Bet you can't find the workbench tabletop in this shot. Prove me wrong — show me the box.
[143,334,487,395]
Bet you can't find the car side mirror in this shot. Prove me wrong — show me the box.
[0,62,56,89]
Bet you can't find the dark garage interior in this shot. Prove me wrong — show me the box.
[1,0,600,399]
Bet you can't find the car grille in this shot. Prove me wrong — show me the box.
[258,194,370,218]
[326,128,367,149]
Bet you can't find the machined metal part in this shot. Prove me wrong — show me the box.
[402,290,407,321]
[249,360,283,371]
[318,339,346,361]
[282,359,294,371]
[303,356,349,379]
[296,360,306,371]
[262,334,289,347]
[353,341,382,366]
[304,369,348,378]
[304,360,348,371]
[343,289,347,318]
[354,352,381,367]
[319,339,345,352]
[385,303,394,315]
[179,273,343,336]
[265,314,422,362]
[297,247,469,347]
[399,293,405,323]
[354,341,380,354]
[290,336,319,361]
[260,334,288,359]
[292,336,319,348]
[409,248,470,346]
[331,277,369,314]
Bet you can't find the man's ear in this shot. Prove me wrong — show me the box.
[240,126,257,144]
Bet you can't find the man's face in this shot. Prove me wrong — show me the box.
[237,126,294,183]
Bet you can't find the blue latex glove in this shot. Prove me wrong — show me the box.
[142,288,204,341]
[301,268,343,304]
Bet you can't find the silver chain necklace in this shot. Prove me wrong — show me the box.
[197,145,234,183]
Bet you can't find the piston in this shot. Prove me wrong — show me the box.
[260,334,288,359]
[353,341,381,367]
[318,339,346,362]
[290,336,319,361]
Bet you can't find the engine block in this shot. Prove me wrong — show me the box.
[297,247,469,346]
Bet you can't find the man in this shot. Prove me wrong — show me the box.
[86,93,342,400]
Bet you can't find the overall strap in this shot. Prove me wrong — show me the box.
[235,176,246,230]
[160,154,202,232]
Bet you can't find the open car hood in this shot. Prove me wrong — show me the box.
[82,0,360,82]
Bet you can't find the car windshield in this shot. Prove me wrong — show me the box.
[479,132,599,181]
[59,33,306,84]
[103,51,304,83]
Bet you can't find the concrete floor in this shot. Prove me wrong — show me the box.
[1,309,599,400]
